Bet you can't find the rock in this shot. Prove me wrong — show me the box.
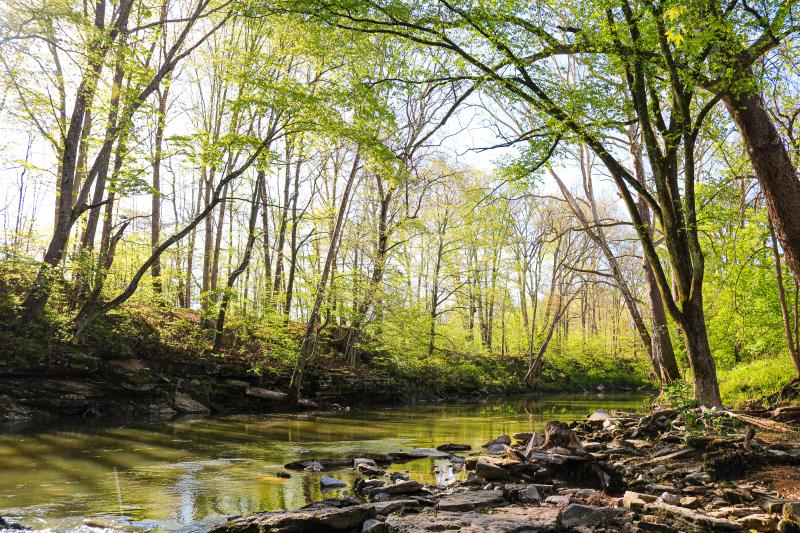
[475,460,509,481]
[784,502,800,523]
[0,517,29,530]
[779,519,800,533]
[519,485,542,503]
[650,465,668,477]
[275,471,291,479]
[621,491,658,511]
[320,476,347,489]
[483,435,511,447]
[588,408,612,421]
[210,502,375,532]
[362,518,389,533]
[763,499,788,514]
[174,392,210,414]
[436,443,471,452]
[371,499,419,516]
[739,513,778,531]
[597,384,606,392]
[512,431,533,442]
[545,494,570,507]
[386,506,560,532]
[304,462,324,472]
[365,480,422,497]
[436,490,506,511]
[486,443,507,454]
[659,492,681,506]
[680,496,700,508]
[561,503,620,529]
[245,387,288,401]
[354,458,377,468]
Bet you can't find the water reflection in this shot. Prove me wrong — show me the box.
[0,394,648,531]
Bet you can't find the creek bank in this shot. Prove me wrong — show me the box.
[211,407,800,532]
[0,353,526,426]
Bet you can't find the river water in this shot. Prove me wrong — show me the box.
[0,394,649,532]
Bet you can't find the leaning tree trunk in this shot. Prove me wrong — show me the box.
[724,87,800,283]
[287,151,360,405]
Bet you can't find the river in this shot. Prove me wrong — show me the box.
[0,394,649,532]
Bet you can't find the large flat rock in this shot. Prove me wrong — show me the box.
[437,490,507,511]
[386,506,561,532]
[209,503,375,532]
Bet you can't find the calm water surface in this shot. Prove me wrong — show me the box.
[0,394,649,532]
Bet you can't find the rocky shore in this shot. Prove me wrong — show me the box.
[210,407,800,532]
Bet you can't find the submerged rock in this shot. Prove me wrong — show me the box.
[436,443,471,452]
[320,476,347,489]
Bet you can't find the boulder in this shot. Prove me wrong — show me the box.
[210,502,375,532]
[561,504,620,529]
[436,443,471,452]
[371,499,419,516]
[362,518,389,533]
[483,435,511,447]
[436,490,506,512]
[779,519,800,533]
[519,485,542,503]
[475,460,509,481]
[320,476,347,489]
[365,480,423,498]
[174,392,210,414]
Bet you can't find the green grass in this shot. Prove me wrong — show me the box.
[718,353,797,408]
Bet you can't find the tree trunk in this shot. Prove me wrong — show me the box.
[723,87,800,282]
[287,151,360,405]
[769,217,800,376]
[151,82,170,295]
[212,173,262,353]
[680,296,722,406]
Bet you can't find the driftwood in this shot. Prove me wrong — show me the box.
[723,410,797,433]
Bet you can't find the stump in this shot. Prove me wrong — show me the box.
[539,421,586,453]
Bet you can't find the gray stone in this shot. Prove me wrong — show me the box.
[436,443,471,452]
[436,490,506,512]
[561,503,620,529]
[483,435,511,447]
[174,392,210,414]
[486,443,507,454]
[210,503,375,532]
[588,408,611,421]
[475,460,509,481]
[362,518,389,533]
[519,485,541,503]
[320,476,347,489]
[245,387,288,401]
[371,499,419,516]
[544,494,570,507]
[659,492,681,506]
[366,480,422,497]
